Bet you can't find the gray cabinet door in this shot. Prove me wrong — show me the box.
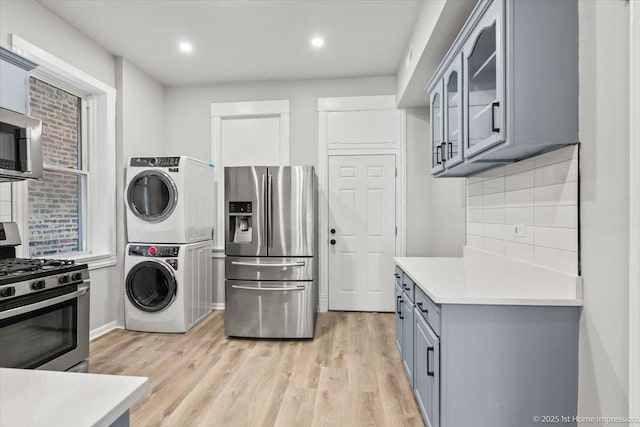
[395,284,403,354]
[429,80,445,175]
[401,297,414,385]
[415,310,440,427]
[443,53,464,168]
[463,0,506,159]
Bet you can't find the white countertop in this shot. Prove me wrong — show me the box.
[395,247,583,306]
[0,368,148,427]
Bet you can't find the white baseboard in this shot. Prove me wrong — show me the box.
[211,303,225,310]
[319,294,328,312]
[90,321,120,341]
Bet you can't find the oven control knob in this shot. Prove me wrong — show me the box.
[31,280,46,290]
[72,273,83,281]
[0,287,16,298]
[58,275,70,284]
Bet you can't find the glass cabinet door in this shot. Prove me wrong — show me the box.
[463,0,505,158]
[430,81,444,174]
[443,53,464,168]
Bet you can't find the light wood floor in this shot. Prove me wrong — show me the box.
[90,311,423,427]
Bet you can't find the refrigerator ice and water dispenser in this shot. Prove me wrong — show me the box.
[228,201,253,243]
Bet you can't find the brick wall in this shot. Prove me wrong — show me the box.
[28,77,82,257]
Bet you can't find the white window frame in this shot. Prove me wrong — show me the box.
[9,35,116,269]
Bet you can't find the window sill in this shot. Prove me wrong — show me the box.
[45,252,117,270]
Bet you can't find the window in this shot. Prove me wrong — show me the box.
[27,78,87,257]
[10,35,116,266]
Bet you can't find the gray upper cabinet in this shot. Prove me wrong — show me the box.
[426,0,578,177]
[0,47,38,115]
[429,81,444,175]
[443,54,464,169]
[463,0,505,159]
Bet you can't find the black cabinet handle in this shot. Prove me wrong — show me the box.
[396,296,402,314]
[427,346,435,377]
[397,297,404,319]
[417,302,428,314]
[441,142,447,162]
[491,101,500,133]
[394,273,400,279]
[436,145,442,165]
[402,283,410,291]
[448,142,453,158]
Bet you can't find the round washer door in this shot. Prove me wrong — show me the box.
[127,170,178,223]
[126,260,177,312]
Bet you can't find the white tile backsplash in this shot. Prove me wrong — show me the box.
[0,183,11,222]
[466,145,579,275]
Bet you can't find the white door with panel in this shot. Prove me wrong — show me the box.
[328,154,396,312]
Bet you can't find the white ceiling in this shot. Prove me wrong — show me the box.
[39,0,422,86]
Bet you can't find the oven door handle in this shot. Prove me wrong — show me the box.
[0,283,90,321]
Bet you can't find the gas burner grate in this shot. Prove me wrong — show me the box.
[0,258,76,276]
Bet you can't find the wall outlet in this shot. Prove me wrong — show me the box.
[512,223,526,238]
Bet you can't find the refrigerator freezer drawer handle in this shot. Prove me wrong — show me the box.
[231,285,306,291]
[230,261,305,267]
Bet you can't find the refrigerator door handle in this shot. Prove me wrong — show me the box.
[262,173,267,249]
[268,173,273,248]
[231,285,306,291]
[231,261,305,267]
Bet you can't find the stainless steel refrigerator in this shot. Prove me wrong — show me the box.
[224,166,318,338]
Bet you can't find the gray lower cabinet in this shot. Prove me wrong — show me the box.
[395,283,403,353]
[395,266,580,427]
[401,296,414,385]
[414,309,440,427]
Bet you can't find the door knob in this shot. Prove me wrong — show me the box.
[330,228,336,234]
[330,239,336,245]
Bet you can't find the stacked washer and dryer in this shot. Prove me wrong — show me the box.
[124,156,215,333]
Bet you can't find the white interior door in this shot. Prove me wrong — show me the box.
[211,100,290,249]
[328,154,396,312]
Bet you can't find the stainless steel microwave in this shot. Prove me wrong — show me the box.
[0,107,42,181]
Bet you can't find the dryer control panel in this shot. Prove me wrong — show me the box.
[128,245,180,257]
[130,157,180,167]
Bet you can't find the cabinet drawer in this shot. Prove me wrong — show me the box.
[401,273,415,303]
[395,266,403,287]
[415,286,440,336]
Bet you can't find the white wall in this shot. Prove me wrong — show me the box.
[113,57,167,329]
[165,76,396,166]
[0,1,115,87]
[0,0,125,335]
[0,1,169,335]
[577,0,630,423]
[405,108,465,257]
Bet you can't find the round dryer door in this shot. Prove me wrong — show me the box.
[126,261,177,312]
[127,170,178,222]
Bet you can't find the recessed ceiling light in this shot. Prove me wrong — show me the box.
[178,41,193,53]
[311,37,325,49]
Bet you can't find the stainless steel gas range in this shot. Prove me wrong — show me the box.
[0,222,90,372]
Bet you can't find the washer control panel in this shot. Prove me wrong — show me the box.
[128,245,180,257]
[130,157,180,167]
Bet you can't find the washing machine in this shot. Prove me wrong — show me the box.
[124,241,213,333]
[125,156,214,244]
